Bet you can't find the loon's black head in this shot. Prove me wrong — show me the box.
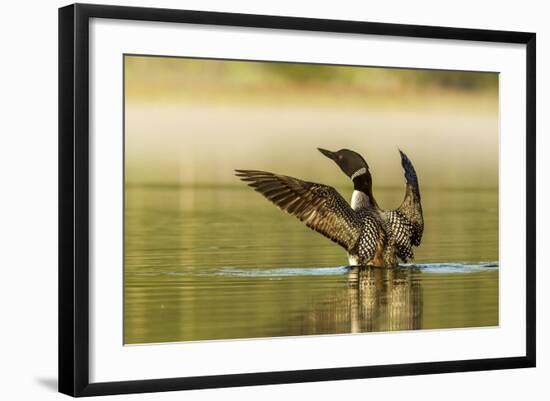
[318,148,369,180]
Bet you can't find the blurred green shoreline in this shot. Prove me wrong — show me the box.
[125,55,498,112]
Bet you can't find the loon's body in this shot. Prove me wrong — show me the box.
[236,148,423,267]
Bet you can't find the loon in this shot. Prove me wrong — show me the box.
[235,148,423,267]
[319,148,424,265]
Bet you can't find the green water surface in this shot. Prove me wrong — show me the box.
[124,186,498,344]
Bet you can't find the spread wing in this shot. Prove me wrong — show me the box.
[235,170,362,251]
[396,150,424,248]
[388,210,416,262]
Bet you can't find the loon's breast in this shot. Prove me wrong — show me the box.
[345,207,392,267]
[347,191,401,267]
[350,190,371,211]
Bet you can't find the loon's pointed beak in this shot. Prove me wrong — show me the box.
[318,148,336,160]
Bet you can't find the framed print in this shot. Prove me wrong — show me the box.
[58,3,536,397]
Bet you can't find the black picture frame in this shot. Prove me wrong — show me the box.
[59,3,536,397]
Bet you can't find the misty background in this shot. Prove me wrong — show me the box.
[124,55,499,196]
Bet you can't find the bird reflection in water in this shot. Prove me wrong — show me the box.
[347,266,423,333]
[296,266,423,335]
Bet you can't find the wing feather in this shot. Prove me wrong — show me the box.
[235,170,362,251]
[396,150,424,247]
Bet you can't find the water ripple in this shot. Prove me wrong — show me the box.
[131,262,498,279]
[215,266,351,277]
[214,262,498,277]
[404,262,499,273]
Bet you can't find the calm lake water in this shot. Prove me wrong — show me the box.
[124,186,498,344]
